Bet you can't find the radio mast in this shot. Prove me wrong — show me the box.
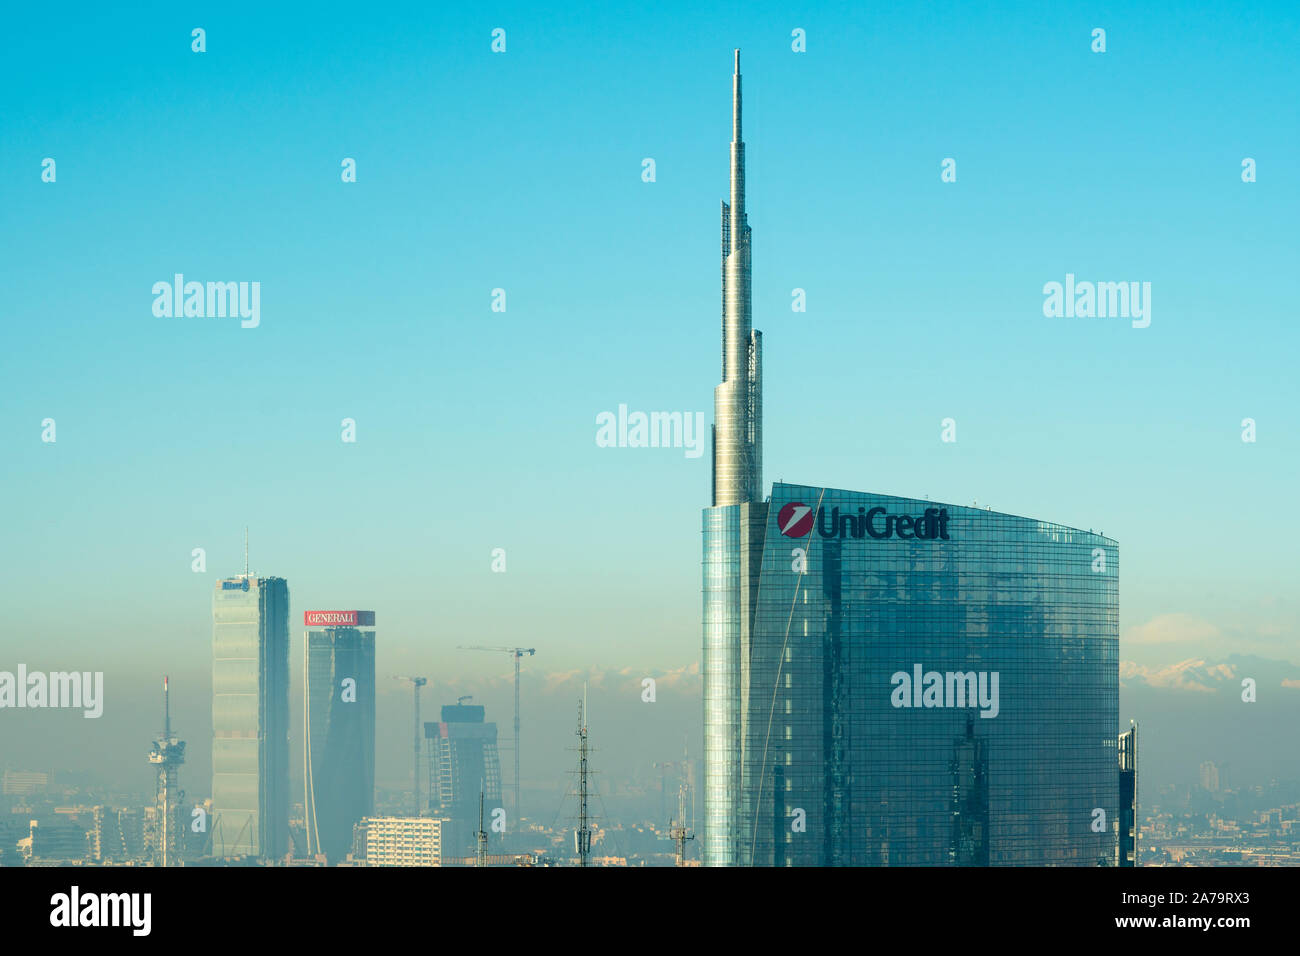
[669,782,695,866]
[147,676,187,867]
[475,787,489,867]
[573,688,593,866]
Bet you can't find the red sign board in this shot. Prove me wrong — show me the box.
[304,610,375,627]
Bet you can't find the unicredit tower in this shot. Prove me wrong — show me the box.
[702,51,1120,866]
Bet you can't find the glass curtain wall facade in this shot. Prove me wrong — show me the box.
[304,625,376,863]
[704,483,1119,866]
[702,501,767,864]
[212,576,290,858]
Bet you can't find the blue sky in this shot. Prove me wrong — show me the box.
[3,0,1298,700]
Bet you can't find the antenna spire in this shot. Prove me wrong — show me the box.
[243,527,249,578]
[733,49,741,142]
[575,690,592,866]
[714,47,762,507]
[148,675,185,866]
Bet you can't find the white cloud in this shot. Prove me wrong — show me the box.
[1119,658,1234,692]
[1123,613,1221,646]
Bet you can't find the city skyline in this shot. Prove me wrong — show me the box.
[2,2,1298,871]
[4,3,1296,679]
[703,47,1118,866]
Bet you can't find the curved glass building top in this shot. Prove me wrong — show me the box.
[703,483,1119,866]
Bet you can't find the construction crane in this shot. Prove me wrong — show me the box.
[392,676,428,815]
[659,734,696,835]
[457,646,535,827]
[652,760,685,825]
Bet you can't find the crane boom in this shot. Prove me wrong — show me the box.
[457,646,536,828]
[392,676,428,815]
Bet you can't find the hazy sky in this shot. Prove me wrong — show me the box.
[2,2,1298,793]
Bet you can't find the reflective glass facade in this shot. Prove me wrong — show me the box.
[304,625,376,863]
[703,483,1119,866]
[212,575,289,858]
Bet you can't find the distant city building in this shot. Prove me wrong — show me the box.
[2,770,50,796]
[0,816,26,865]
[1200,760,1220,793]
[356,816,442,866]
[1118,722,1139,867]
[425,702,501,854]
[85,807,148,862]
[119,807,147,859]
[90,806,123,862]
[303,610,376,863]
[25,818,87,862]
[212,573,290,858]
[141,806,160,861]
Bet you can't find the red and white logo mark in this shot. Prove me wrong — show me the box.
[777,502,814,538]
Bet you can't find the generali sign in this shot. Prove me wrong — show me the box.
[304,610,375,627]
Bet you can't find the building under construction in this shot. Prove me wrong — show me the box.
[458,645,535,826]
[423,701,502,855]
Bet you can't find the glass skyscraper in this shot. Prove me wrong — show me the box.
[702,54,1121,866]
[303,611,376,864]
[212,574,290,859]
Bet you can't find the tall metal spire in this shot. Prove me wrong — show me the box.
[732,49,743,163]
[713,48,762,507]
[148,675,186,867]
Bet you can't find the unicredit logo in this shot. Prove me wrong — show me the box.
[777,502,951,541]
[777,502,815,537]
